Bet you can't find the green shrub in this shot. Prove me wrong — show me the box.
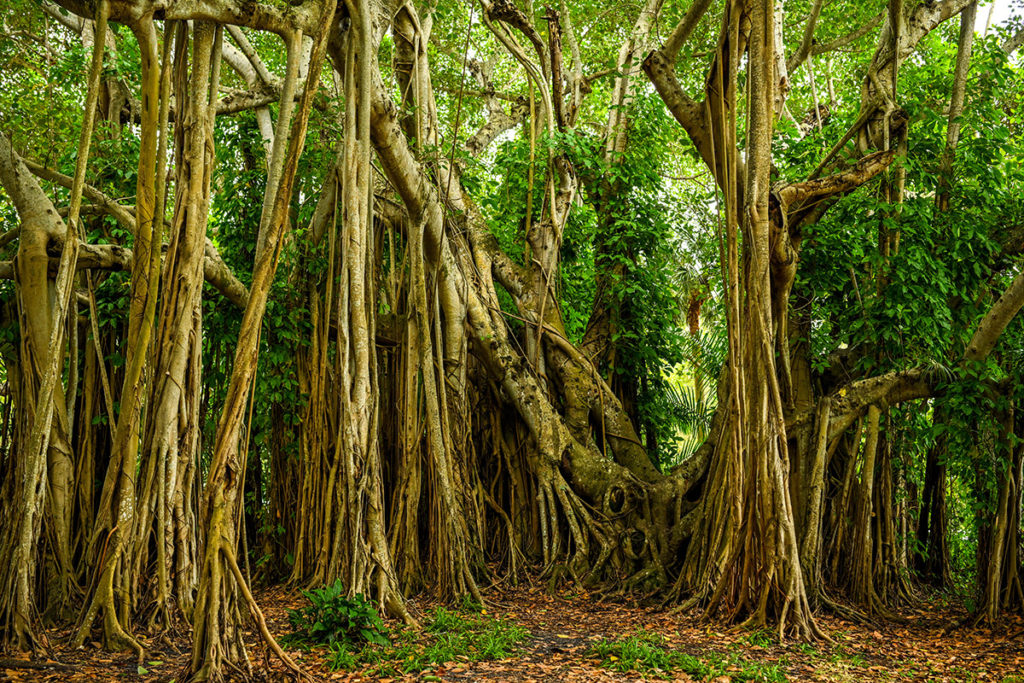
[285,580,388,647]
[327,604,529,676]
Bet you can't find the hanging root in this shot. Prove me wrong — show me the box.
[531,457,673,597]
[225,549,308,680]
[71,545,144,658]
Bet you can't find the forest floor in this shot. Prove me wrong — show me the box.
[5,582,1024,682]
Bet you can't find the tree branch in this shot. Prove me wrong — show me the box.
[662,0,714,62]
[225,24,276,88]
[787,368,933,440]
[463,99,529,157]
[779,150,895,207]
[19,158,249,306]
[786,0,825,73]
[963,271,1024,363]
[48,0,325,38]
[642,49,710,164]
[810,13,883,59]
[779,150,895,232]
[1002,25,1024,55]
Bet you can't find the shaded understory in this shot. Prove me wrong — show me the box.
[8,582,1024,682]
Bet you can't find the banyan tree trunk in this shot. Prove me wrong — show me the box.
[916,406,952,587]
[975,405,1023,622]
[130,18,217,630]
[0,0,109,646]
[73,14,171,652]
[678,0,820,640]
[188,5,333,678]
[317,0,407,615]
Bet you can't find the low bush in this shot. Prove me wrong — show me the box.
[284,580,388,648]
[327,604,529,676]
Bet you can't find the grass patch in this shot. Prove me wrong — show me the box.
[826,643,866,667]
[742,629,775,648]
[589,631,787,681]
[795,642,818,656]
[326,604,530,677]
[590,631,707,679]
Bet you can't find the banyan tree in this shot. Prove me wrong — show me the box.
[0,0,1022,679]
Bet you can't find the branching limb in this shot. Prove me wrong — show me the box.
[1004,26,1024,55]
[662,0,714,62]
[778,150,895,232]
[963,271,1024,363]
[786,0,824,73]
[811,13,883,58]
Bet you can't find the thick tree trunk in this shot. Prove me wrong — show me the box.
[131,18,217,630]
[72,13,167,652]
[187,4,333,677]
[975,406,1023,622]
[0,0,109,644]
[323,0,407,614]
[366,37,693,594]
[676,0,820,639]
